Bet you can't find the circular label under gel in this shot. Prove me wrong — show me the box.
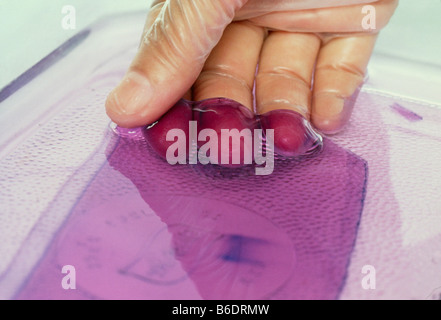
[139,195,296,299]
[55,194,295,299]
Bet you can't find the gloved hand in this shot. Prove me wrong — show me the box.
[106,0,398,135]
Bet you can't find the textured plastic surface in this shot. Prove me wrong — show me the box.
[1,12,441,300]
[15,132,366,300]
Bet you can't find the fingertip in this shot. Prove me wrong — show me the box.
[312,87,361,135]
[105,94,147,129]
[105,71,156,128]
[311,114,346,135]
[260,109,322,157]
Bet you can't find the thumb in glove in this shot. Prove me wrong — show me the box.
[106,0,248,128]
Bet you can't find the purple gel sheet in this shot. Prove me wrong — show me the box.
[16,123,367,300]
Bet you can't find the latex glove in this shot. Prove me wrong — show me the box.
[106,0,398,134]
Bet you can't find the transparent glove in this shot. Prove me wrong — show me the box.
[106,0,398,139]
